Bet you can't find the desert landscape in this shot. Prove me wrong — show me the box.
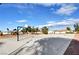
[0,3,79,55]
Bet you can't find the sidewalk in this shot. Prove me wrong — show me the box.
[64,34,79,55]
[0,34,46,55]
[0,36,34,55]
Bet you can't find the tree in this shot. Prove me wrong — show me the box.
[31,27,40,34]
[31,27,36,34]
[35,27,39,32]
[7,28,9,34]
[11,29,17,35]
[66,27,73,34]
[42,26,48,34]
[74,23,79,33]
[27,26,32,32]
[21,28,25,34]
[21,28,28,34]
[66,27,71,31]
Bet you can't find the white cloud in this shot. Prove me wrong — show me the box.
[38,23,55,28]
[47,21,55,24]
[38,18,79,28]
[48,18,79,26]
[39,3,65,7]
[38,3,55,7]
[24,24,28,27]
[16,20,27,23]
[55,4,78,15]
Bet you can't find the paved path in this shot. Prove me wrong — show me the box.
[0,34,48,55]
[0,34,35,55]
[64,34,79,55]
[0,38,33,55]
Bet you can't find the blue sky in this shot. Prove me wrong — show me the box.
[0,3,79,31]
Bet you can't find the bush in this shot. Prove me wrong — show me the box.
[0,31,3,36]
[74,23,79,33]
[42,26,48,34]
[66,32,73,34]
[11,31,17,35]
[27,26,32,32]
[21,28,28,34]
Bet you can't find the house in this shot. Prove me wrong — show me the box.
[3,31,8,34]
[3,31,12,34]
[54,30,68,34]
[48,31,53,34]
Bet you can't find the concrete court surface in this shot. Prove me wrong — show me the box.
[16,34,74,55]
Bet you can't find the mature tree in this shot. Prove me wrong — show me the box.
[74,23,79,33]
[31,27,40,34]
[27,26,32,32]
[42,26,48,34]
[21,28,28,34]
[21,28,25,34]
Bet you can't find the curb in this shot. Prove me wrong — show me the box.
[8,39,32,55]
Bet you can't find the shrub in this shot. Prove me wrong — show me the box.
[74,23,79,33]
[66,27,71,31]
[11,29,17,35]
[0,31,3,36]
[42,26,48,34]
[27,26,32,32]
[21,28,28,34]
[66,32,73,34]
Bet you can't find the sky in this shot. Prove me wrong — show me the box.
[0,3,79,31]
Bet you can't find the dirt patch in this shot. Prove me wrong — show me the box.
[0,34,16,39]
